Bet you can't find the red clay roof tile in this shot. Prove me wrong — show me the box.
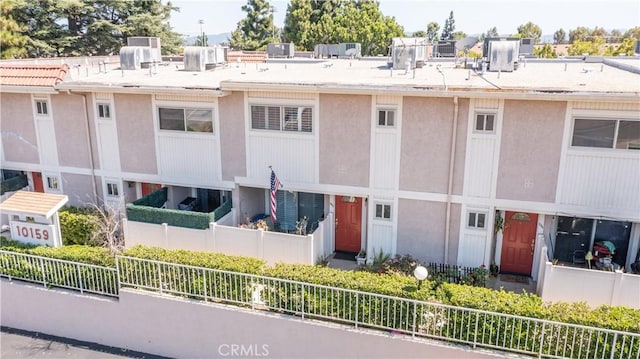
[0,64,69,87]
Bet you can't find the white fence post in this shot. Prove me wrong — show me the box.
[539,262,554,299]
[610,270,624,306]
[258,229,264,261]
[308,234,314,265]
[209,222,217,252]
[122,218,129,248]
[162,223,169,248]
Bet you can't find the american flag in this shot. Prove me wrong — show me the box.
[270,169,281,222]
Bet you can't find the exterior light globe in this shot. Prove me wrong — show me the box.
[413,265,428,281]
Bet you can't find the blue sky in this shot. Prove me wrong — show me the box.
[169,0,639,36]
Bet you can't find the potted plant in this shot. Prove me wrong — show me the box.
[355,249,366,266]
[490,262,499,277]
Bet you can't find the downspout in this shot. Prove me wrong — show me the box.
[67,90,99,204]
[444,96,459,264]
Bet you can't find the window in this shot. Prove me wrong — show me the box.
[475,113,495,132]
[375,203,392,220]
[467,212,486,228]
[97,103,111,119]
[251,105,312,133]
[378,109,395,127]
[35,100,48,115]
[106,182,119,197]
[572,118,640,150]
[158,107,213,133]
[46,176,59,191]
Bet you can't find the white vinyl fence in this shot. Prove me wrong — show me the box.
[537,246,640,309]
[123,212,334,265]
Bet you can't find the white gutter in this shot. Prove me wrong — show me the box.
[1,86,58,94]
[56,83,230,96]
[444,96,458,264]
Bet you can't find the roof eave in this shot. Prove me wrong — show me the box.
[56,82,230,96]
[1,85,59,94]
[220,81,640,102]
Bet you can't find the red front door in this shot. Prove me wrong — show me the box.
[141,182,161,196]
[335,196,362,253]
[32,172,44,193]
[500,211,538,276]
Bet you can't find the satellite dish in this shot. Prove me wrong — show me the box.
[455,36,479,52]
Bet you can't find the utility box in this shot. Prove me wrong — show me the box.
[390,37,427,70]
[488,40,520,72]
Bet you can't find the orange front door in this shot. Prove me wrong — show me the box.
[335,196,362,253]
[500,211,538,276]
[32,172,44,193]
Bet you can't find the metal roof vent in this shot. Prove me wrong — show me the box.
[488,40,519,72]
[313,43,361,59]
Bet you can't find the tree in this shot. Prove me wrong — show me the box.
[517,22,542,43]
[534,43,557,58]
[609,29,622,42]
[567,37,605,56]
[452,31,466,40]
[195,33,208,46]
[441,11,455,40]
[553,29,566,44]
[412,30,426,38]
[623,26,640,39]
[426,21,439,43]
[230,0,276,50]
[604,37,636,56]
[7,0,183,57]
[282,0,403,55]
[569,26,591,43]
[0,0,28,58]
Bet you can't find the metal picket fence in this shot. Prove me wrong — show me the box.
[116,256,639,359]
[0,250,118,297]
[1,249,638,358]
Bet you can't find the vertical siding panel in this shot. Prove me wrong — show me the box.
[247,134,315,183]
[467,137,496,198]
[373,133,396,189]
[158,136,220,186]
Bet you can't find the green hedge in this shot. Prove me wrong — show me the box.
[132,187,168,208]
[1,240,638,337]
[0,238,115,267]
[126,204,214,229]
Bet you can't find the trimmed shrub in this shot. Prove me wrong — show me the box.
[59,210,99,245]
[0,238,114,267]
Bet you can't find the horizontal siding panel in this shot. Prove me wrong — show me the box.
[466,137,496,198]
[158,135,219,186]
[559,152,640,211]
[370,222,394,255]
[248,91,315,100]
[376,95,401,106]
[474,98,500,109]
[572,101,640,112]
[372,132,397,189]
[95,92,111,100]
[247,134,315,184]
[155,94,218,102]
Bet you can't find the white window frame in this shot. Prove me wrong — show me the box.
[467,211,487,229]
[106,181,120,197]
[570,117,640,151]
[97,103,111,119]
[44,174,62,193]
[377,108,396,128]
[374,203,392,220]
[157,106,214,134]
[474,113,496,133]
[35,99,49,116]
[249,104,313,133]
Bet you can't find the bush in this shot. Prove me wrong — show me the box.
[0,238,114,267]
[59,209,99,245]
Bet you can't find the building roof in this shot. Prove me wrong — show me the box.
[0,191,68,218]
[2,55,636,101]
[0,64,69,87]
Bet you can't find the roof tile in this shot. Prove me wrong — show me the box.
[0,64,69,87]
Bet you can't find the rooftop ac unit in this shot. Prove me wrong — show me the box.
[488,40,519,72]
[184,47,207,71]
[119,46,145,70]
[434,40,457,57]
[519,38,534,56]
[390,38,427,69]
[338,43,361,58]
[267,43,295,58]
[126,37,161,62]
